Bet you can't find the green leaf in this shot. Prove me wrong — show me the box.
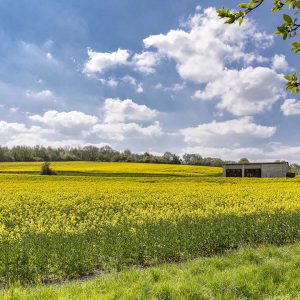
[284,75,293,81]
[283,14,293,24]
[291,86,299,93]
[225,18,236,24]
[238,3,248,8]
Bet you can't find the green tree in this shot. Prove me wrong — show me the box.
[238,158,250,164]
[217,0,300,93]
[40,162,57,175]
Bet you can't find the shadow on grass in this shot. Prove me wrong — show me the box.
[1,211,300,286]
[0,171,223,178]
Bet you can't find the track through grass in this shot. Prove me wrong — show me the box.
[2,242,300,299]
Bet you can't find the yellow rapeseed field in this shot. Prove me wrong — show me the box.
[0,161,221,176]
[0,162,299,285]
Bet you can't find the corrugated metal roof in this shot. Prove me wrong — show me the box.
[223,162,289,166]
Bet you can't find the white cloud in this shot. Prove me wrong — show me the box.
[30,110,98,127]
[30,110,98,137]
[9,107,19,113]
[164,83,185,92]
[103,98,158,123]
[132,51,161,74]
[281,99,300,116]
[182,145,264,161]
[122,75,143,93]
[25,89,55,101]
[93,121,162,141]
[22,99,162,143]
[84,48,130,74]
[144,7,273,84]
[180,117,276,147]
[46,52,53,60]
[194,67,285,116]
[181,144,300,163]
[0,121,28,136]
[0,121,56,146]
[252,32,274,49]
[272,54,289,71]
[142,7,287,116]
[98,77,119,87]
[154,83,163,90]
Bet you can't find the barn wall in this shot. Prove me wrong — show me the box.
[261,163,288,178]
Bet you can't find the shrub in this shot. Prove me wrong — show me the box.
[40,162,56,175]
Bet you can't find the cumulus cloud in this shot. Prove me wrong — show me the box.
[281,99,300,116]
[84,48,130,74]
[180,117,276,147]
[0,121,28,136]
[98,77,119,87]
[272,54,289,71]
[121,75,143,93]
[194,67,285,116]
[93,121,162,141]
[0,121,56,147]
[144,7,273,84]
[131,51,161,74]
[182,144,300,163]
[30,110,98,128]
[182,145,265,161]
[142,7,287,116]
[84,48,160,75]
[25,89,55,101]
[22,99,163,144]
[103,98,158,123]
[29,110,98,137]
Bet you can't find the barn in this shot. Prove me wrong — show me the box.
[223,162,289,178]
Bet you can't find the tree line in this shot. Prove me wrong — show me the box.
[1,145,299,173]
[0,145,233,167]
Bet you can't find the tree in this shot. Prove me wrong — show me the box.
[238,158,250,164]
[163,152,181,164]
[183,153,203,165]
[217,0,300,93]
[40,162,57,175]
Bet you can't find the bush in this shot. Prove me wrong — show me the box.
[40,162,56,175]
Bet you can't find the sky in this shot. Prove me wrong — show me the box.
[0,0,300,162]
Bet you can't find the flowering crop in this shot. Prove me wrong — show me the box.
[0,162,299,285]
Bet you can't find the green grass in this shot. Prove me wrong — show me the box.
[2,242,300,299]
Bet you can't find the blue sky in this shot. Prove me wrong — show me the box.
[0,0,300,162]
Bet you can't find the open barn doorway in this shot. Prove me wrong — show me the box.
[226,169,242,177]
[244,169,261,178]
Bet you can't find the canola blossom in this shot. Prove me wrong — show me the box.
[0,162,299,285]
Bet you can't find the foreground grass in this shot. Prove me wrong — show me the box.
[3,242,300,299]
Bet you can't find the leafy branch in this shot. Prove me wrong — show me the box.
[217,0,300,93]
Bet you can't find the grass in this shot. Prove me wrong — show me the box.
[2,242,300,299]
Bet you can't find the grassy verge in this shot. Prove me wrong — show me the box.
[2,242,300,299]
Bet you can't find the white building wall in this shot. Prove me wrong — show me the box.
[261,163,288,178]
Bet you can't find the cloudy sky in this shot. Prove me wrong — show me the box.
[0,0,299,162]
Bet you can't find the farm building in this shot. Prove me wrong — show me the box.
[223,162,289,178]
